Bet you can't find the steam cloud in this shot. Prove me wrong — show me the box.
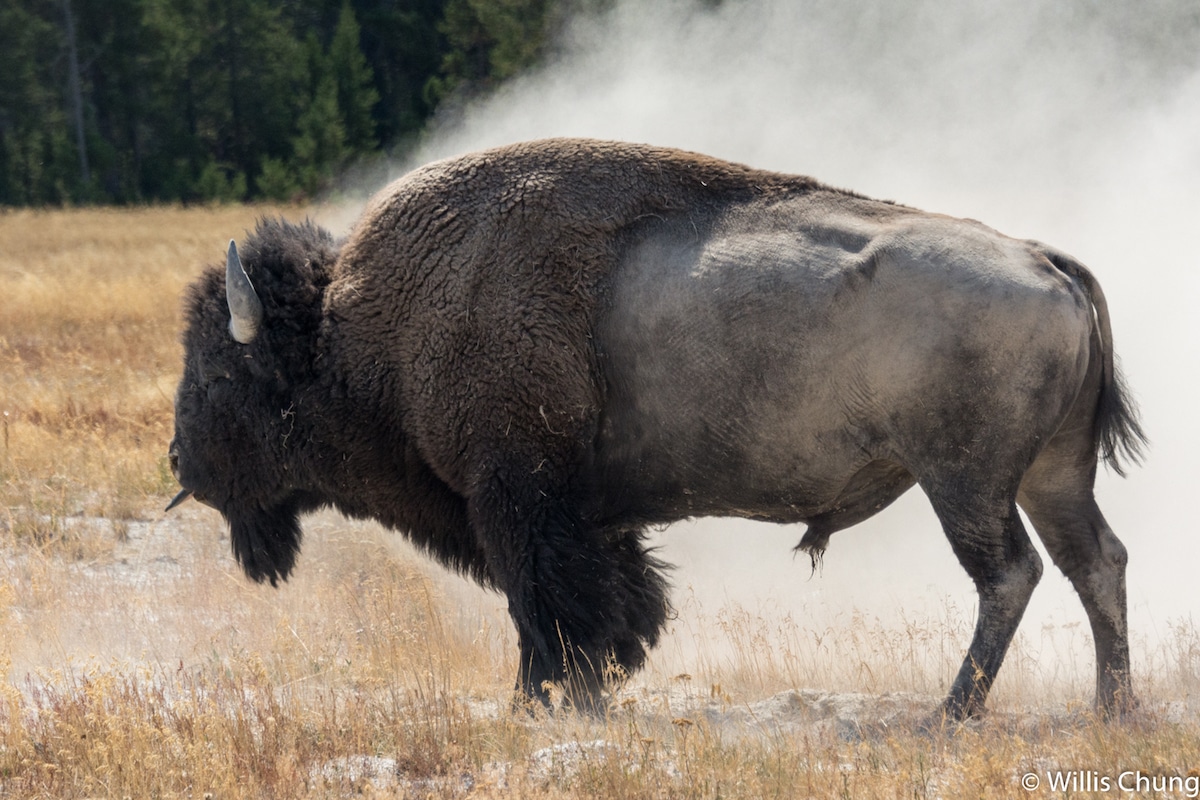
[395,0,1199,646]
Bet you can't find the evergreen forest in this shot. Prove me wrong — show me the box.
[0,0,566,205]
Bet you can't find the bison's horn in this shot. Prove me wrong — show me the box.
[226,239,263,344]
[165,487,193,512]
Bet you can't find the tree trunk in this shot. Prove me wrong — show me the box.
[63,0,90,188]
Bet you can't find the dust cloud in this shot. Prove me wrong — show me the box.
[388,0,1198,667]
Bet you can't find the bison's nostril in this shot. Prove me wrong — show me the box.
[169,451,180,477]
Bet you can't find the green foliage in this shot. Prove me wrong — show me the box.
[330,1,380,152]
[429,0,555,104]
[0,0,76,204]
[0,0,559,206]
[195,162,249,203]
[256,157,301,202]
[291,73,350,195]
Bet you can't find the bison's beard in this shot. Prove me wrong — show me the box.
[227,495,312,586]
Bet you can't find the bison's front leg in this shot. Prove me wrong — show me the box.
[469,463,669,713]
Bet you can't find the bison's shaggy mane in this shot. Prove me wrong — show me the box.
[239,218,338,380]
[183,217,339,388]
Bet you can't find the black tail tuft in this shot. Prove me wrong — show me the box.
[1096,356,1147,477]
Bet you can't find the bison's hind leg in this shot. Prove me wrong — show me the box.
[1018,448,1135,716]
[1014,327,1136,717]
[470,473,670,713]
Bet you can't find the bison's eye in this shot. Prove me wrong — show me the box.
[199,360,234,404]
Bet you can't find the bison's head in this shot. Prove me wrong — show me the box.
[168,219,337,585]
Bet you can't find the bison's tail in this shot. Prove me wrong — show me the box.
[1031,241,1147,476]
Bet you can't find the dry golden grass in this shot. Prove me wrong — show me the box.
[1,207,1197,798]
[0,205,293,550]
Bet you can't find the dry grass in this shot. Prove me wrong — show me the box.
[1,207,1197,798]
[0,205,289,550]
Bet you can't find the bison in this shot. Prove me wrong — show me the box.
[168,138,1144,720]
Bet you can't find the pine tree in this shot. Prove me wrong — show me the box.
[329,0,379,153]
[430,0,555,104]
[0,0,77,204]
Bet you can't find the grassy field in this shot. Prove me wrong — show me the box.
[1,207,1197,798]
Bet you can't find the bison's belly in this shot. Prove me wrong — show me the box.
[589,360,880,525]
[590,299,883,526]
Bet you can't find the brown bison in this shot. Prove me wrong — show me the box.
[168,138,1144,719]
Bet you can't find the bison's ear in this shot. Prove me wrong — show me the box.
[226,239,263,344]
